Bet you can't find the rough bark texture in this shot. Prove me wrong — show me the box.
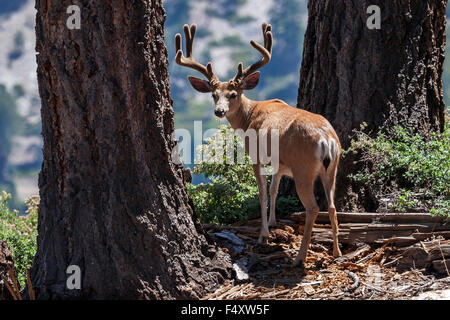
[0,241,16,300]
[293,0,447,211]
[31,0,231,299]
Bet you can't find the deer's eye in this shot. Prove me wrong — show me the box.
[229,91,237,99]
[212,93,218,100]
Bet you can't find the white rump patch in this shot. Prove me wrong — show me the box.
[317,138,337,162]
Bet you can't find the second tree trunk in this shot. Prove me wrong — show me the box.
[296,0,447,211]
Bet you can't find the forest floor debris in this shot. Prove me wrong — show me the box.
[203,213,450,300]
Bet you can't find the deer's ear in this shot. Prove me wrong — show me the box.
[241,72,260,90]
[188,76,212,93]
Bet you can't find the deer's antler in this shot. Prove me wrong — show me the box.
[233,22,273,83]
[175,24,218,84]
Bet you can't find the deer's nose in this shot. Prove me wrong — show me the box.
[215,109,226,117]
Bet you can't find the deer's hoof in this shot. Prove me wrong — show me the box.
[333,248,342,258]
[292,257,304,268]
[257,235,269,244]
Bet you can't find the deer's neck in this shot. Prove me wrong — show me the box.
[226,95,255,131]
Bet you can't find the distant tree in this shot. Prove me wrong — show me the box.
[0,85,18,185]
[31,0,231,299]
[297,0,447,211]
[442,23,450,105]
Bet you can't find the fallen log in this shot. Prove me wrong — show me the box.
[394,239,450,274]
[431,259,450,276]
[395,246,429,270]
[290,212,448,224]
[426,243,450,262]
[287,211,450,247]
[341,223,435,232]
[412,231,450,241]
[382,236,418,247]
[311,228,428,245]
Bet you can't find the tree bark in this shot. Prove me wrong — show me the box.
[296,0,447,211]
[0,241,16,300]
[31,0,231,299]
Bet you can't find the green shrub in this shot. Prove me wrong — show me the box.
[187,125,259,224]
[275,196,302,217]
[0,192,38,287]
[345,120,450,216]
[187,125,302,224]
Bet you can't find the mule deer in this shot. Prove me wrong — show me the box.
[175,23,342,266]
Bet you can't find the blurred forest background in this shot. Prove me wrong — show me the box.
[0,0,448,212]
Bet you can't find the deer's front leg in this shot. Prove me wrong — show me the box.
[253,164,269,244]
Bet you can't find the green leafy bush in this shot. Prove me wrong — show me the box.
[345,120,450,216]
[187,125,259,224]
[0,192,38,287]
[275,197,302,216]
[187,125,302,224]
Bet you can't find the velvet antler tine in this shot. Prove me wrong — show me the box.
[232,62,243,82]
[188,24,197,57]
[237,62,243,76]
[250,40,265,52]
[249,40,270,64]
[174,24,217,81]
[266,31,273,54]
[183,24,192,57]
[175,50,183,64]
[262,22,268,47]
[175,33,182,53]
[206,63,213,75]
[262,22,273,53]
[190,24,197,40]
[233,23,273,82]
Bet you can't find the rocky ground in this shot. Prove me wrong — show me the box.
[203,214,450,300]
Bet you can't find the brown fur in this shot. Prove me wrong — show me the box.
[224,93,342,265]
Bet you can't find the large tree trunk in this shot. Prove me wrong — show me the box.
[296,0,447,211]
[31,0,231,299]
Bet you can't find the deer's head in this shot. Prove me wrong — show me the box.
[175,23,273,118]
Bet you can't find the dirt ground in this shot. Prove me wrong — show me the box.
[203,217,450,300]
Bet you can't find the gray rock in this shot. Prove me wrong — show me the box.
[214,230,245,246]
[213,230,245,254]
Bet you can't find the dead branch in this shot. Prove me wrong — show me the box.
[0,267,22,301]
[26,269,35,300]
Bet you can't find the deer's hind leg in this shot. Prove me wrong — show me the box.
[253,164,269,244]
[319,161,342,258]
[292,166,321,267]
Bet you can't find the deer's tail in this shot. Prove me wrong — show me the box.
[319,138,338,171]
